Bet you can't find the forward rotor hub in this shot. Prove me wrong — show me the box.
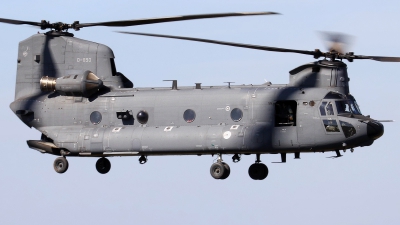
[39,20,80,32]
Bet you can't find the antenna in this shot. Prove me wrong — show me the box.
[224,82,235,88]
[163,80,178,90]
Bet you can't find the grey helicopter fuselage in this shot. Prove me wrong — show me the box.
[10,33,383,160]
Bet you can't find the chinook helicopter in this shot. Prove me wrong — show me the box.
[2,12,397,180]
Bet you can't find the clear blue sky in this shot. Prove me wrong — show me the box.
[0,1,399,224]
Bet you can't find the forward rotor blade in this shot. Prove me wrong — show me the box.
[77,12,278,28]
[0,18,41,26]
[121,32,400,63]
[357,56,400,62]
[118,31,318,56]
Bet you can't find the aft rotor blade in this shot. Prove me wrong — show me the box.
[118,31,319,56]
[0,18,41,26]
[77,12,278,28]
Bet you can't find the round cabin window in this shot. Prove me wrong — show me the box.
[90,111,102,125]
[137,110,149,124]
[183,109,196,123]
[230,108,243,122]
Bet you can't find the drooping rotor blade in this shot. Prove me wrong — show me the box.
[120,31,400,62]
[118,31,321,57]
[0,18,41,26]
[77,12,279,28]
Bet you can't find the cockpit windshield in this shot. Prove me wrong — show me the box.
[350,100,362,115]
[335,100,362,115]
[321,92,363,116]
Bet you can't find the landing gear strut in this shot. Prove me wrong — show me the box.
[248,153,268,180]
[210,154,230,180]
[53,157,69,173]
[96,157,111,174]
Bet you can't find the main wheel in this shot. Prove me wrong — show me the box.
[258,163,269,180]
[248,163,259,180]
[248,163,268,180]
[96,157,111,174]
[221,162,231,179]
[53,157,69,174]
[210,162,226,179]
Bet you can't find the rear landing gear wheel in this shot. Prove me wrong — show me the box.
[53,157,69,174]
[248,163,268,180]
[96,157,111,174]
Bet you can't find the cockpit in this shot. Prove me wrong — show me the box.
[319,92,362,138]
[319,92,362,116]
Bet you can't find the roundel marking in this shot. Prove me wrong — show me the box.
[223,131,232,139]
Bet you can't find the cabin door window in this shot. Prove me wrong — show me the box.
[275,100,297,127]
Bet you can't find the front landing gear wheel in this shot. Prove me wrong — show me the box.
[210,162,225,179]
[53,157,69,174]
[96,157,111,174]
[248,163,268,180]
[210,162,231,179]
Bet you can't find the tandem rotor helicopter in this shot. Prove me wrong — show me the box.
[1,12,397,180]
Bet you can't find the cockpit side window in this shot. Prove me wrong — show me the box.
[320,101,335,116]
[326,102,334,115]
[340,120,356,138]
[323,119,340,132]
[319,102,327,116]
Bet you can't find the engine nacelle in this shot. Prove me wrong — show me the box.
[40,71,103,96]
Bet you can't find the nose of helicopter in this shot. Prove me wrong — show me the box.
[367,121,384,140]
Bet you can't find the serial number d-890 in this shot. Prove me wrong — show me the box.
[77,58,92,62]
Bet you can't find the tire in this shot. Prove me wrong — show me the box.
[248,163,269,180]
[258,163,269,180]
[53,157,69,174]
[221,162,231,180]
[210,162,226,179]
[96,157,111,174]
[248,163,260,180]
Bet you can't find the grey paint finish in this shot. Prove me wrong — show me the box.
[15,34,123,100]
[9,34,382,159]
